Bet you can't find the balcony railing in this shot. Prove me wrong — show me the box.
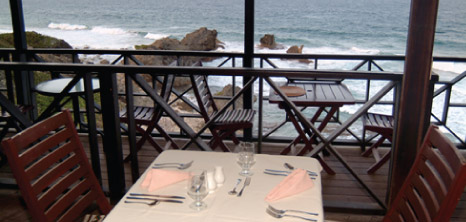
[0,48,465,205]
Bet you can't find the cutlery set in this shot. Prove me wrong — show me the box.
[266,206,317,221]
[263,162,318,179]
[152,160,193,170]
[124,193,185,206]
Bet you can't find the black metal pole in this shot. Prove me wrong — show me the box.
[243,0,254,141]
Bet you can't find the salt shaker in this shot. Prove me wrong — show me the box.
[206,170,217,192]
[214,166,225,186]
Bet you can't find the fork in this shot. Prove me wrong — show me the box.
[152,160,193,170]
[125,200,159,206]
[237,177,251,197]
[266,208,317,221]
[268,205,319,216]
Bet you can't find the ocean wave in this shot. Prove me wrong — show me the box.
[350,47,380,54]
[144,33,169,40]
[48,23,87,30]
[91,26,128,35]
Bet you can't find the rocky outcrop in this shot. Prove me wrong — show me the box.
[133,27,223,67]
[258,34,284,49]
[285,45,312,64]
[0,31,73,63]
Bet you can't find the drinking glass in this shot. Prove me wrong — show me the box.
[187,172,208,211]
[237,142,255,176]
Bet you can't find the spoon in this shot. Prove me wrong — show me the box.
[228,178,242,195]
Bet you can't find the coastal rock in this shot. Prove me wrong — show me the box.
[259,34,284,49]
[181,27,221,51]
[260,34,277,49]
[133,27,222,67]
[286,45,303,54]
[285,45,313,64]
[214,84,257,110]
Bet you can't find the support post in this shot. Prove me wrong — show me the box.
[99,72,126,203]
[243,0,255,140]
[389,0,439,204]
[9,0,33,109]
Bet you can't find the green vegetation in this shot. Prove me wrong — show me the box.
[0,31,72,48]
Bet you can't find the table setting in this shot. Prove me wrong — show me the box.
[103,144,323,222]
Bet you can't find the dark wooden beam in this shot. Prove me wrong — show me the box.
[243,0,254,140]
[99,72,126,203]
[389,0,439,203]
[9,0,33,108]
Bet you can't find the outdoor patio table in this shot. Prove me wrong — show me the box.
[103,150,323,222]
[269,81,355,174]
[35,77,100,127]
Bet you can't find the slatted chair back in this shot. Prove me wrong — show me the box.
[190,75,219,122]
[1,110,111,222]
[384,125,466,222]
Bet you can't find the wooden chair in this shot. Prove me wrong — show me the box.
[384,125,466,222]
[0,104,33,167]
[119,75,179,161]
[190,75,255,152]
[362,112,394,174]
[1,110,111,222]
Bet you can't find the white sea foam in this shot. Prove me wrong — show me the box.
[91,26,128,35]
[350,47,380,54]
[48,23,87,30]
[144,33,169,40]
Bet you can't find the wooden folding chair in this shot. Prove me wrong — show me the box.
[190,75,255,152]
[119,74,179,161]
[1,110,111,222]
[362,112,394,174]
[384,125,466,222]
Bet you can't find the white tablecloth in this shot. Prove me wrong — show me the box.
[104,150,323,222]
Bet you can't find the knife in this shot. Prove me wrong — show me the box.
[263,171,316,180]
[265,169,318,176]
[129,193,185,199]
[126,196,184,203]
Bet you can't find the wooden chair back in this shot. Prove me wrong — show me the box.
[190,75,219,122]
[1,110,111,222]
[384,125,466,222]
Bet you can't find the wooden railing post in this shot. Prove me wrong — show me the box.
[99,71,126,203]
[243,0,255,141]
[9,0,34,113]
[389,0,439,204]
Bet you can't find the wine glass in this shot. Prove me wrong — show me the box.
[187,171,208,211]
[237,142,255,176]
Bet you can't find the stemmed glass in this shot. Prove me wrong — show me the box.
[187,171,208,211]
[237,142,255,176]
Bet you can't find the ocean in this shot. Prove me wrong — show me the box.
[1,0,466,139]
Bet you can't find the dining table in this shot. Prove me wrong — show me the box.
[103,150,323,222]
[268,81,355,174]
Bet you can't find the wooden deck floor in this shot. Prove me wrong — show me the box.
[0,135,464,221]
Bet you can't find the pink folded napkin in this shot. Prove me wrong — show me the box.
[141,169,191,192]
[265,168,314,202]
